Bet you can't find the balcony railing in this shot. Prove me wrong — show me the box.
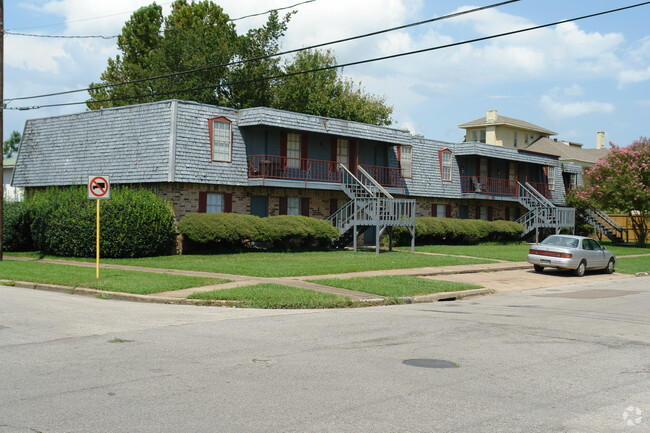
[247,155,405,187]
[460,176,552,198]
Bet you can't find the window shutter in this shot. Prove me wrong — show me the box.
[279,197,288,215]
[349,140,358,173]
[505,207,510,221]
[445,204,452,218]
[280,131,288,169]
[330,199,338,215]
[224,193,233,213]
[330,138,337,172]
[431,204,436,217]
[488,207,493,221]
[476,205,480,219]
[301,198,310,217]
[198,192,207,213]
[301,134,309,170]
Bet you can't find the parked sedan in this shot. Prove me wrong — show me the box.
[527,235,616,277]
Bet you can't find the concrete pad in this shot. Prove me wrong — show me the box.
[422,268,633,293]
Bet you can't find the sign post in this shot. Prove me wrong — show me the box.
[88,176,110,279]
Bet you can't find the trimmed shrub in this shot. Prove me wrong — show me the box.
[25,186,175,258]
[393,217,524,245]
[2,200,34,251]
[179,213,339,252]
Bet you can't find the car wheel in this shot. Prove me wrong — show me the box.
[603,258,615,274]
[573,260,586,277]
[533,265,544,273]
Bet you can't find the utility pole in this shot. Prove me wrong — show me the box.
[1,0,4,261]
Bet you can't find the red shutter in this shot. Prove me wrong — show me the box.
[279,197,288,215]
[445,204,452,218]
[505,207,510,221]
[198,192,207,213]
[349,140,358,174]
[280,131,288,169]
[301,133,309,170]
[330,199,338,215]
[224,193,233,213]
[431,204,436,217]
[488,207,493,221]
[301,197,310,217]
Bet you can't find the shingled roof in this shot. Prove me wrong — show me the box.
[525,137,609,165]
[458,112,557,136]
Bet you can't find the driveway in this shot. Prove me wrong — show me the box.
[423,267,633,293]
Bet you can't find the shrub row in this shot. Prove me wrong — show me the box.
[179,213,339,252]
[392,217,524,245]
[3,186,176,258]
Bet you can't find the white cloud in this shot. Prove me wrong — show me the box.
[618,67,650,85]
[539,87,614,119]
[5,36,69,72]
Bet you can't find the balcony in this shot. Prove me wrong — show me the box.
[460,176,552,198]
[247,155,405,187]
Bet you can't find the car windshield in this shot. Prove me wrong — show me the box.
[541,236,579,248]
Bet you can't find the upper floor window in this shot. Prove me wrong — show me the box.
[287,133,301,169]
[399,145,413,178]
[209,117,232,162]
[513,131,518,148]
[337,138,349,168]
[547,166,556,191]
[439,149,453,182]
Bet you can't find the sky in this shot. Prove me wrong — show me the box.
[4,0,650,149]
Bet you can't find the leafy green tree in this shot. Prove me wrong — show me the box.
[3,130,21,159]
[569,137,650,245]
[87,2,393,126]
[273,49,393,125]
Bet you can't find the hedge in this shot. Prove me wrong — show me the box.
[2,200,33,251]
[3,186,175,258]
[179,213,339,252]
[392,217,523,245]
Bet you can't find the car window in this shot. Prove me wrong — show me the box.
[567,239,578,248]
[582,239,599,250]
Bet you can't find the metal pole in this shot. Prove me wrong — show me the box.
[96,200,100,279]
[1,0,5,261]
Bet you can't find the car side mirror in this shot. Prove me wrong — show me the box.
[601,247,607,251]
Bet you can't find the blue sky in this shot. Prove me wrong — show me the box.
[4,0,650,149]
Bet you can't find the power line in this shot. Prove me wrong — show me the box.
[4,0,316,39]
[6,1,650,111]
[4,0,519,103]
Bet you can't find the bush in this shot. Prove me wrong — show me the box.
[393,218,524,245]
[2,200,33,251]
[179,213,339,252]
[14,186,175,258]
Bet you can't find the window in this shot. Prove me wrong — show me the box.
[513,131,518,148]
[479,129,486,143]
[459,205,469,219]
[441,150,452,181]
[433,204,450,218]
[480,206,488,221]
[287,197,300,215]
[399,145,413,178]
[280,197,310,217]
[547,166,556,191]
[570,173,578,189]
[209,117,232,162]
[287,133,301,169]
[206,193,224,213]
[337,139,349,167]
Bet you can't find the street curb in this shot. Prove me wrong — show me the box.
[1,279,492,307]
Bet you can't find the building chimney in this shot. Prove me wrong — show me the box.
[596,131,605,149]
[486,110,498,123]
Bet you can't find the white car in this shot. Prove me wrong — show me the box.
[527,235,616,277]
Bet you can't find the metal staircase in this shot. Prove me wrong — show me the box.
[516,182,575,242]
[578,206,627,243]
[328,164,415,253]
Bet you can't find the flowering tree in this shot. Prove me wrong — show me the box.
[570,137,649,245]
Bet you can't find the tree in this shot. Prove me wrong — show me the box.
[87,2,393,126]
[569,137,650,245]
[3,131,21,159]
[272,49,393,125]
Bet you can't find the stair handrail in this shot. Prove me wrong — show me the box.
[357,165,393,199]
[589,206,625,232]
[339,164,375,198]
[518,181,554,208]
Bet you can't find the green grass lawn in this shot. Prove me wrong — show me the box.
[312,275,481,297]
[7,250,495,277]
[413,243,530,262]
[0,260,228,295]
[188,284,356,309]
[615,256,650,275]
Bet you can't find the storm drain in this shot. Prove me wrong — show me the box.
[403,359,459,369]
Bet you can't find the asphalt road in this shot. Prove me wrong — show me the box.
[1,276,649,433]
